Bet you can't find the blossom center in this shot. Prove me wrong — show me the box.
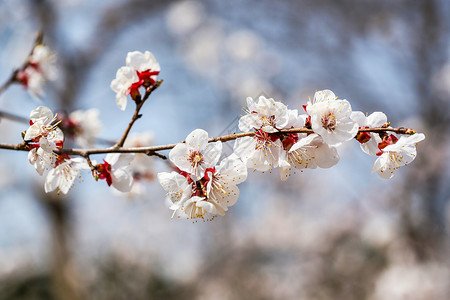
[321,111,337,131]
[254,129,278,150]
[188,150,204,168]
[96,160,113,186]
[258,114,277,128]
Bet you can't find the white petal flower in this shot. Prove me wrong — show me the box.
[17,44,57,97]
[25,106,62,142]
[169,129,222,180]
[182,196,217,220]
[372,133,425,179]
[306,90,358,146]
[279,133,339,181]
[351,111,388,156]
[158,171,193,217]
[29,44,58,80]
[110,66,139,111]
[45,158,89,194]
[25,106,64,174]
[233,131,282,172]
[111,51,160,111]
[239,95,289,133]
[97,153,135,192]
[19,68,46,97]
[28,147,55,175]
[122,132,155,195]
[126,51,160,75]
[67,109,103,148]
[309,89,337,104]
[204,154,247,215]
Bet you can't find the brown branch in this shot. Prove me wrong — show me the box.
[114,80,163,148]
[0,70,18,95]
[0,31,45,96]
[0,127,416,158]
[0,110,29,123]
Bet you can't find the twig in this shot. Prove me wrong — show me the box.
[0,127,416,158]
[0,70,18,96]
[0,31,44,96]
[114,80,163,148]
[0,110,29,123]
[80,152,96,173]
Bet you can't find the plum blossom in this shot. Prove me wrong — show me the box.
[28,147,54,175]
[305,89,358,146]
[279,133,339,181]
[121,132,156,197]
[277,109,339,180]
[372,133,425,179]
[24,106,64,151]
[62,109,103,148]
[110,67,139,110]
[24,106,64,174]
[203,154,247,216]
[110,51,160,110]
[239,95,288,133]
[95,153,135,192]
[159,152,247,220]
[351,111,388,156]
[169,129,222,181]
[16,44,57,97]
[158,171,193,217]
[126,51,160,83]
[234,95,291,171]
[23,106,64,152]
[233,130,282,172]
[45,157,89,194]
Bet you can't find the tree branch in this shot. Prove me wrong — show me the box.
[114,80,163,148]
[0,127,416,158]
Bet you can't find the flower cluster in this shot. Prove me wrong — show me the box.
[23,106,89,194]
[16,44,57,97]
[157,89,425,219]
[158,129,247,220]
[235,94,343,180]
[58,108,103,148]
[110,51,160,110]
[11,48,425,220]
[234,90,425,181]
[351,111,425,179]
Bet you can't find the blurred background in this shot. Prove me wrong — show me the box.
[0,0,449,299]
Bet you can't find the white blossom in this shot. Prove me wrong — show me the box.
[28,147,54,175]
[126,51,160,77]
[17,44,57,97]
[111,51,160,111]
[279,133,339,181]
[25,106,64,174]
[67,108,103,148]
[158,171,193,217]
[122,132,156,197]
[306,89,358,146]
[169,129,222,181]
[96,153,135,192]
[24,106,64,150]
[45,158,89,194]
[204,154,247,216]
[239,95,289,133]
[233,130,282,172]
[351,111,388,156]
[110,66,139,111]
[372,133,425,179]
